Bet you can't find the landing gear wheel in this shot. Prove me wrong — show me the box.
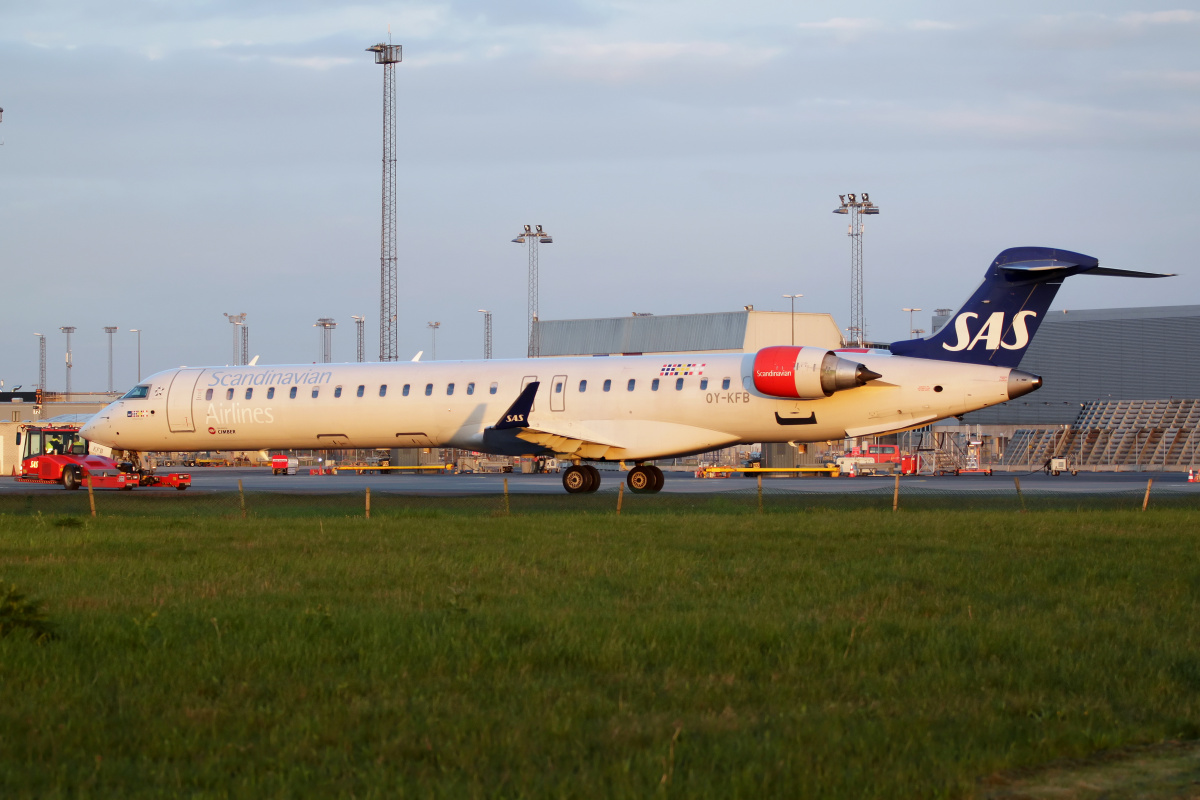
[624,465,662,491]
[563,465,590,494]
[582,465,601,493]
[62,467,81,491]
[649,465,664,492]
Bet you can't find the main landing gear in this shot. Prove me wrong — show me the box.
[626,464,664,494]
[562,464,601,494]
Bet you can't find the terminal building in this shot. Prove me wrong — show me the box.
[536,304,1200,471]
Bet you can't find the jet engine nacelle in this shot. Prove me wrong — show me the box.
[752,346,881,399]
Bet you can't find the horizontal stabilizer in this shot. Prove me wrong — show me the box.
[998,260,1175,279]
[1087,267,1176,278]
[492,382,539,430]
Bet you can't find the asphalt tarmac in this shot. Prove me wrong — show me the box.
[3,467,1197,496]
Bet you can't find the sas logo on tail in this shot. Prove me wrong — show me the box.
[942,311,1037,352]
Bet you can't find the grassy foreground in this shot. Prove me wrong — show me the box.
[1,509,1199,798]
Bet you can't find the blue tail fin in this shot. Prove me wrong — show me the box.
[889,247,1173,368]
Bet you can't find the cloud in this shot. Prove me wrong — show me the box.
[1118,10,1200,26]
[906,20,959,32]
[541,40,782,83]
[796,17,881,32]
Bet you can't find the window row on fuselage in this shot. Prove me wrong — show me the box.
[202,376,734,402]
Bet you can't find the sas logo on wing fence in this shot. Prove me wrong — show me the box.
[942,311,1037,352]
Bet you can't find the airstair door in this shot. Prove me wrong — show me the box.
[550,374,567,412]
[166,369,204,433]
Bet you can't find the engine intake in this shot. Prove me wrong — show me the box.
[752,346,881,399]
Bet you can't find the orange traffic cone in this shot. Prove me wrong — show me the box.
[1189,468,1196,483]
[848,462,857,478]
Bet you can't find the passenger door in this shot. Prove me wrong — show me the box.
[166,369,205,433]
[550,374,567,412]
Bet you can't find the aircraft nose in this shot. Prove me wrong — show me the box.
[80,413,110,443]
[1007,369,1042,400]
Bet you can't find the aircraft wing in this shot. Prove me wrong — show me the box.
[515,422,626,460]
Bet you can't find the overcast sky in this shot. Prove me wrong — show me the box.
[2,1,1198,392]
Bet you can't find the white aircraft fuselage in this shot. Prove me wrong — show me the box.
[81,350,1023,461]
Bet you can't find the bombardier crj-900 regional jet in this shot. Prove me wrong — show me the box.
[82,248,1170,494]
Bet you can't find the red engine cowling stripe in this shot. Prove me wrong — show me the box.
[753,346,801,398]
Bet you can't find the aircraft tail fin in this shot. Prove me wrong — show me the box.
[888,247,1173,368]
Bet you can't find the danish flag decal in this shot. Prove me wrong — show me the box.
[889,246,1172,369]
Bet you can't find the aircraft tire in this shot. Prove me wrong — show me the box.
[563,465,590,494]
[62,467,81,491]
[583,465,601,493]
[627,466,654,493]
[649,466,665,493]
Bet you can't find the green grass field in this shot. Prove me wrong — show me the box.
[2,508,1199,798]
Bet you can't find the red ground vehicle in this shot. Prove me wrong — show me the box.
[14,424,191,491]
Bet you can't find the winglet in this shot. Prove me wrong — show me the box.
[411,351,423,362]
[493,382,539,430]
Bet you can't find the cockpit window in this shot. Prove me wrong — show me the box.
[122,385,151,399]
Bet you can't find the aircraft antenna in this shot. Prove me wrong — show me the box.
[512,224,553,356]
[59,327,75,396]
[832,193,880,347]
[104,327,118,393]
[367,39,402,362]
[315,318,337,363]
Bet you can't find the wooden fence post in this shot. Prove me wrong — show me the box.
[1142,478,1153,511]
[237,479,247,519]
[1014,476,1027,513]
[87,476,97,518]
[617,481,624,516]
[365,487,371,519]
[757,474,763,514]
[892,474,900,512]
[503,477,510,516]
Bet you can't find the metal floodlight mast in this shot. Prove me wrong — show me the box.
[367,40,402,362]
[223,313,246,365]
[241,324,250,366]
[59,326,75,395]
[427,321,440,361]
[33,333,46,393]
[129,329,142,382]
[832,192,880,347]
[104,326,118,392]
[352,315,366,363]
[315,318,336,363]
[478,309,492,359]
[902,307,923,339]
[513,224,552,357]
[782,294,803,346]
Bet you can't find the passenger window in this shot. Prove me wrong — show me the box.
[289,387,297,399]
[267,387,275,399]
[312,388,319,399]
[676,378,683,390]
[357,385,365,397]
[226,388,234,401]
[334,386,343,398]
[651,379,659,391]
[489,382,498,395]
[627,379,636,391]
[579,380,587,392]
[205,388,213,401]
[402,384,410,396]
[603,379,611,392]
[466,383,475,395]
[379,385,387,397]
[425,384,433,396]
[245,388,253,400]
[447,383,455,396]
[700,378,708,390]
[555,382,563,393]
[722,378,731,390]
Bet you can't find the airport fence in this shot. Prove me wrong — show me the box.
[1,478,1198,519]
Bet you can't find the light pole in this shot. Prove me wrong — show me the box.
[902,307,923,339]
[832,192,880,347]
[314,318,336,363]
[512,224,552,357]
[427,321,441,361]
[478,310,492,359]
[104,326,118,393]
[223,313,246,365]
[33,333,46,393]
[59,326,75,396]
[782,294,803,346]
[129,329,142,382]
[351,316,366,363]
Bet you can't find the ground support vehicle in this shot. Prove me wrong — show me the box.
[1045,457,1078,477]
[14,424,191,491]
